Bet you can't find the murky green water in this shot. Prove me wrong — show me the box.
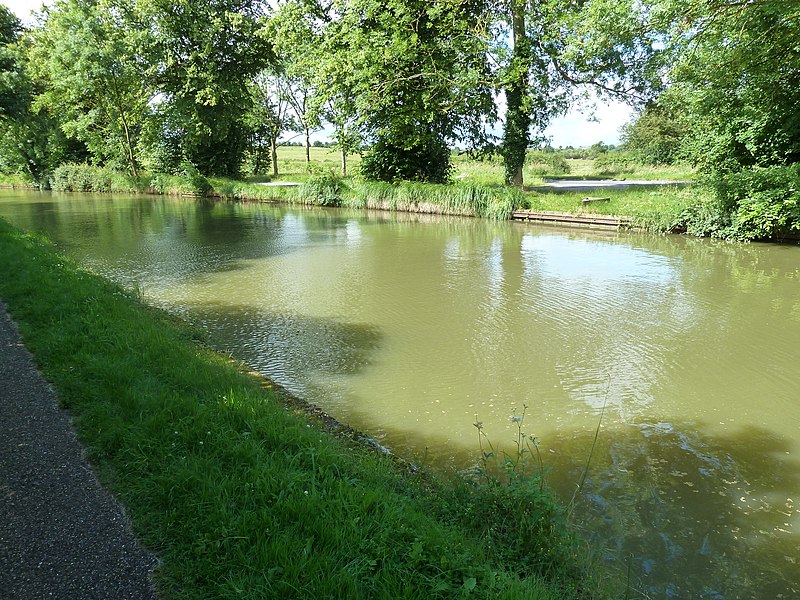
[2,190,798,597]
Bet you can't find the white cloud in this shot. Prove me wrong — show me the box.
[544,99,633,148]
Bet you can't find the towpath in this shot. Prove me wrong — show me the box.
[0,302,159,600]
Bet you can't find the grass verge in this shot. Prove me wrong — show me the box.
[20,161,705,232]
[0,219,605,599]
[524,185,710,232]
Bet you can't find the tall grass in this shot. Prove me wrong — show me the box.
[0,219,604,599]
[344,181,523,220]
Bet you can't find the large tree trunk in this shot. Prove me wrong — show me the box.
[502,0,530,189]
[341,148,347,177]
[271,136,279,177]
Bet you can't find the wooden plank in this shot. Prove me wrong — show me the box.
[582,196,611,205]
[511,209,632,228]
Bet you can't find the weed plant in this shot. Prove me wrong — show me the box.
[0,219,603,599]
[463,406,597,590]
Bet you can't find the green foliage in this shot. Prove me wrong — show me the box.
[50,163,148,193]
[28,0,150,175]
[461,407,591,588]
[592,153,637,177]
[657,0,800,172]
[0,5,87,186]
[497,0,666,186]
[343,181,522,220]
[0,5,22,116]
[180,159,212,196]
[319,0,495,183]
[136,0,273,177]
[621,99,686,165]
[360,137,454,184]
[298,171,347,206]
[526,150,570,177]
[717,165,800,240]
[669,166,800,240]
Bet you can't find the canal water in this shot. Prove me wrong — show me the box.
[1,191,798,598]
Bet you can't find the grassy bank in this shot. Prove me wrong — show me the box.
[0,219,605,599]
[0,173,37,188]
[524,185,708,232]
[14,158,708,233]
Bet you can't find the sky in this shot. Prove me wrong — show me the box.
[2,0,633,147]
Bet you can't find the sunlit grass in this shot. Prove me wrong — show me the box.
[525,185,708,231]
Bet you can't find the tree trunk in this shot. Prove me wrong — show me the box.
[502,0,530,189]
[271,136,279,177]
[305,126,311,165]
[341,148,347,177]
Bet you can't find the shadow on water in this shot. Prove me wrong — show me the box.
[341,412,800,599]
[545,422,800,599]
[175,302,383,395]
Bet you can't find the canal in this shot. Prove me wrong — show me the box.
[1,190,798,598]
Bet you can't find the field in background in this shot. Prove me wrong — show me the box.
[268,145,696,187]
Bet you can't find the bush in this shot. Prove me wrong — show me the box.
[593,153,637,177]
[674,165,800,240]
[526,150,570,177]
[360,136,453,184]
[298,172,348,207]
[50,163,144,193]
[180,160,212,196]
[720,164,800,240]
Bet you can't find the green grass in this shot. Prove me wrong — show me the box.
[0,219,607,599]
[271,147,695,186]
[524,185,710,232]
[554,159,696,182]
[0,173,37,188]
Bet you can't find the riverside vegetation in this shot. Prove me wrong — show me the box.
[0,218,614,598]
[1,0,798,241]
[19,148,797,241]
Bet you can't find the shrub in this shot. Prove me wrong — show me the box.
[180,160,212,196]
[360,136,453,184]
[593,153,637,177]
[298,172,348,207]
[526,150,570,176]
[721,165,800,240]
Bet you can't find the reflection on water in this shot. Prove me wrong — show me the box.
[1,190,799,597]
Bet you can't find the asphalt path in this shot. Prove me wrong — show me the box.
[0,303,159,600]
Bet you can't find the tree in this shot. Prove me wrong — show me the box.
[319,0,495,183]
[0,5,86,185]
[136,0,273,177]
[247,72,297,177]
[495,0,666,187]
[28,0,150,175]
[266,1,325,168]
[621,98,687,165]
[656,0,800,172]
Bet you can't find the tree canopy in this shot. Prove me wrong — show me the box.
[0,0,797,194]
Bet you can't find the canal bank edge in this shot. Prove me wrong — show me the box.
[0,218,606,598]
